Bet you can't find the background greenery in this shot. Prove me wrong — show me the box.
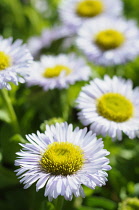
[0,0,139,209]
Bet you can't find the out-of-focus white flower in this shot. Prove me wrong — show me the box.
[59,0,123,30]
[27,36,43,58]
[27,25,75,57]
[0,36,33,90]
[34,0,48,14]
[76,75,139,140]
[26,54,91,90]
[15,122,111,201]
[76,17,139,66]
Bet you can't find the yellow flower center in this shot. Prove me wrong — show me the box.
[95,29,125,50]
[42,65,72,78]
[76,0,103,18]
[97,93,133,122]
[0,51,12,71]
[40,142,84,176]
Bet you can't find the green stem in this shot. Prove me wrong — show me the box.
[60,89,70,121]
[54,196,64,210]
[0,88,20,133]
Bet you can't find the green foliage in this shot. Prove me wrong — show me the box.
[83,197,117,210]
[118,197,139,210]
[0,0,49,40]
[123,0,139,23]
[40,201,55,210]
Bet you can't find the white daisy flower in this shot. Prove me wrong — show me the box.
[59,0,123,30]
[15,122,111,201]
[27,25,75,57]
[41,25,75,46]
[76,75,139,140]
[27,36,43,58]
[26,54,91,90]
[76,17,139,66]
[0,36,33,90]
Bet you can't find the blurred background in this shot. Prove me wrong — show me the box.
[0,0,139,209]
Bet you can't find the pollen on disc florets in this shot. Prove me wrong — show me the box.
[42,65,71,78]
[97,93,133,122]
[0,51,12,71]
[95,29,125,50]
[40,142,84,176]
[76,0,104,18]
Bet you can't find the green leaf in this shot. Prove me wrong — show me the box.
[83,186,94,197]
[10,134,27,144]
[134,183,139,196]
[0,124,21,164]
[67,81,87,106]
[85,197,117,210]
[40,201,55,210]
[119,149,135,160]
[79,207,104,210]
[0,165,18,188]
[0,108,11,123]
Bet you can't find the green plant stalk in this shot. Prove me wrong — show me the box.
[60,89,70,121]
[0,89,20,133]
[54,196,64,210]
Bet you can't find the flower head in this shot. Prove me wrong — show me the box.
[76,75,139,140]
[76,17,139,66]
[15,122,111,201]
[59,0,123,30]
[0,36,33,90]
[26,54,91,90]
[27,25,75,58]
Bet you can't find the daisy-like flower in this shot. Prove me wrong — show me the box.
[27,36,43,58]
[26,54,91,90]
[59,0,123,30]
[41,25,75,46]
[15,122,111,201]
[0,36,33,90]
[76,17,139,66]
[76,75,139,140]
[27,25,75,58]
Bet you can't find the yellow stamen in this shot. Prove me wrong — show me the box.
[76,0,103,18]
[0,51,12,71]
[97,93,133,122]
[40,142,84,176]
[42,65,71,78]
[95,29,125,50]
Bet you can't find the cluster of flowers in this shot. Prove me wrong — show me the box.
[1,0,139,202]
